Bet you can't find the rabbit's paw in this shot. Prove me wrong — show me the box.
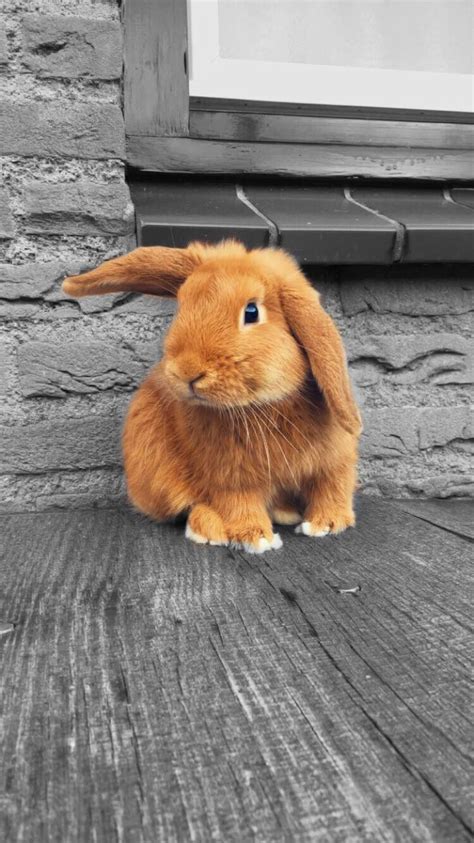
[186,505,228,546]
[296,511,355,537]
[270,506,302,526]
[230,527,283,554]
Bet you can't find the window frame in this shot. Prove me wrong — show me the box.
[124,0,474,180]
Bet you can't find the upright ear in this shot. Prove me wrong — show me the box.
[279,271,362,436]
[62,245,204,298]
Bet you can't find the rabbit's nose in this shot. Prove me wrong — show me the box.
[188,373,206,395]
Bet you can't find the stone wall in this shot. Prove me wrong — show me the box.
[1,1,473,511]
[321,266,474,499]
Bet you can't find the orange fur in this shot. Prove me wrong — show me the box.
[63,241,361,552]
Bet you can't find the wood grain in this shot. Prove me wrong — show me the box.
[191,96,474,126]
[127,135,474,181]
[394,498,474,541]
[1,497,473,841]
[124,0,189,137]
[189,111,474,150]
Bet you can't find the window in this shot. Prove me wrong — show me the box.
[124,0,474,179]
[188,0,473,112]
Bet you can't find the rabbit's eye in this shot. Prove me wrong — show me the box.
[244,302,259,324]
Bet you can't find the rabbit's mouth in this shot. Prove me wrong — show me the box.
[162,349,306,409]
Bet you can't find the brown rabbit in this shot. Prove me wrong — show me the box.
[63,241,362,553]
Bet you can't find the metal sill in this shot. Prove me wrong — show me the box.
[130,179,474,265]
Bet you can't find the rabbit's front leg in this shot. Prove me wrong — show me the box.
[297,463,356,537]
[186,492,282,554]
[186,504,228,546]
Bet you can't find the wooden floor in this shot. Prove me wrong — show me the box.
[1,497,473,842]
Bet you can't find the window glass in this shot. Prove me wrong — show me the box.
[218,0,473,75]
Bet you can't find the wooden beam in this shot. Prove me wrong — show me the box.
[190,110,474,150]
[127,135,474,180]
[191,96,474,125]
[124,0,189,137]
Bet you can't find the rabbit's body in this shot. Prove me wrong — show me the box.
[64,241,361,553]
[123,367,357,547]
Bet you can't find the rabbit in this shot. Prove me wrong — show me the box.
[63,240,362,554]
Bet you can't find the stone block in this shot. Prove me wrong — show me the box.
[23,182,135,235]
[361,406,474,458]
[361,409,420,457]
[0,415,122,474]
[18,340,160,397]
[0,303,43,320]
[347,333,474,386]
[22,15,122,79]
[0,260,176,319]
[0,261,75,299]
[419,406,474,451]
[0,101,125,159]
[0,468,124,513]
[0,346,12,395]
[361,471,474,498]
[340,269,474,316]
[0,189,15,239]
[36,491,126,510]
[0,28,8,70]
[403,473,474,498]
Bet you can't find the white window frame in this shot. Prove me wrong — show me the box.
[187,0,474,113]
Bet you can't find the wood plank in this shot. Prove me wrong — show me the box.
[127,135,474,181]
[394,498,474,541]
[124,0,189,137]
[1,498,473,841]
[190,110,474,149]
[191,96,474,126]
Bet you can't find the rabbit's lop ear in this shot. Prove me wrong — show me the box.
[62,246,203,298]
[279,273,362,436]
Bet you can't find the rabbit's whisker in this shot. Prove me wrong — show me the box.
[247,406,272,489]
[252,407,299,487]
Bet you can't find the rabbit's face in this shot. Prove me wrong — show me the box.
[63,240,361,435]
[162,262,307,408]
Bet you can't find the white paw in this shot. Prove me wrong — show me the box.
[295,521,330,537]
[185,523,228,546]
[241,533,283,554]
[185,523,208,544]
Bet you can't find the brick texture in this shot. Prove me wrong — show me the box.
[0,101,125,159]
[0,261,176,320]
[22,15,122,79]
[0,28,8,69]
[361,407,474,458]
[0,189,15,239]
[23,182,135,235]
[347,334,474,386]
[18,340,160,397]
[341,268,474,316]
[0,415,122,474]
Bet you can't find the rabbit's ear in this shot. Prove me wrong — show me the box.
[279,273,362,436]
[62,246,203,298]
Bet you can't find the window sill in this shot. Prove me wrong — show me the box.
[130,179,474,265]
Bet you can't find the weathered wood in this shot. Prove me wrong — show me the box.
[124,0,188,137]
[190,110,474,149]
[1,497,473,841]
[127,135,474,181]
[191,96,474,125]
[395,498,474,540]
